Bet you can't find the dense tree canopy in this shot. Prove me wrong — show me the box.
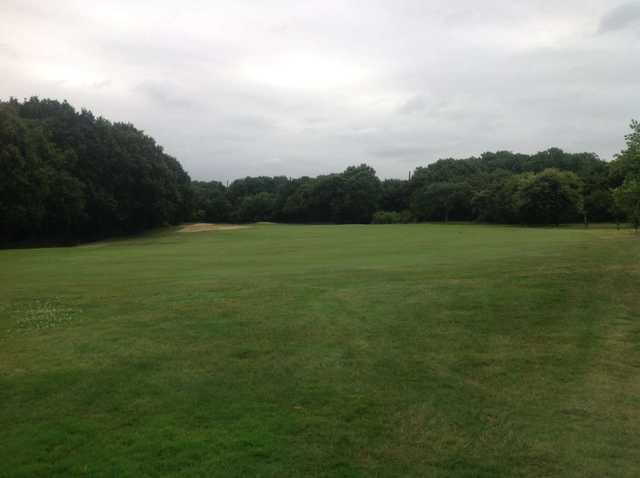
[515,169,583,226]
[0,97,191,242]
[199,135,634,227]
[613,179,640,231]
[190,181,231,223]
[610,120,640,231]
[610,120,640,185]
[196,148,626,227]
[1,97,639,243]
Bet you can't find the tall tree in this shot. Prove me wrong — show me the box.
[516,169,583,226]
[613,179,640,231]
[0,97,191,243]
[332,164,382,223]
[412,182,470,222]
[191,181,232,223]
[381,179,410,212]
[610,120,640,186]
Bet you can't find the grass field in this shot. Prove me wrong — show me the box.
[1,224,639,477]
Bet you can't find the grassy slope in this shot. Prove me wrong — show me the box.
[1,224,639,477]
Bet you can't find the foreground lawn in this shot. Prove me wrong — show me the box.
[1,224,639,477]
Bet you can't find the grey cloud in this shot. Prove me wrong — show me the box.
[371,146,429,158]
[338,127,381,138]
[89,79,112,90]
[226,115,277,131]
[398,96,428,115]
[599,3,640,33]
[304,116,329,124]
[135,81,197,110]
[98,36,235,70]
[2,0,638,181]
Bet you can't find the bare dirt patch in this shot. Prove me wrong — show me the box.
[178,223,250,233]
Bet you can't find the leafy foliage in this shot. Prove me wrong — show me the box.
[609,120,640,185]
[191,181,232,223]
[371,210,414,224]
[613,179,640,231]
[515,169,583,226]
[1,97,639,240]
[0,97,191,242]
[235,192,277,223]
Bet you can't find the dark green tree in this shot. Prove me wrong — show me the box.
[613,179,640,231]
[412,182,471,222]
[0,97,191,243]
[191,181,232,222]
[381,179,410,212]
[609,120,640,186]
[235,192,276,222]
[331,164,382,223]
[515,169,583,226]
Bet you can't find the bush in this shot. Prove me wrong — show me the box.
[234,192,276,223]
[372,210,414,224]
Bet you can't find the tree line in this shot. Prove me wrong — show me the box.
[193,125,640,230]
[1,97,639,244]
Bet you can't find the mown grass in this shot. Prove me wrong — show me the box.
[1,224,639,477]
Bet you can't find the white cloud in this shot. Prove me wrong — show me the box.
[1,0,638,181]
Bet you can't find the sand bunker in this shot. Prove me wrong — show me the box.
[179,223,250,233]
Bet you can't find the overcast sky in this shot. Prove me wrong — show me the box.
[2,1,639,181]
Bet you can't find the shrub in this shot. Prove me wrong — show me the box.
[372,210,414,224]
